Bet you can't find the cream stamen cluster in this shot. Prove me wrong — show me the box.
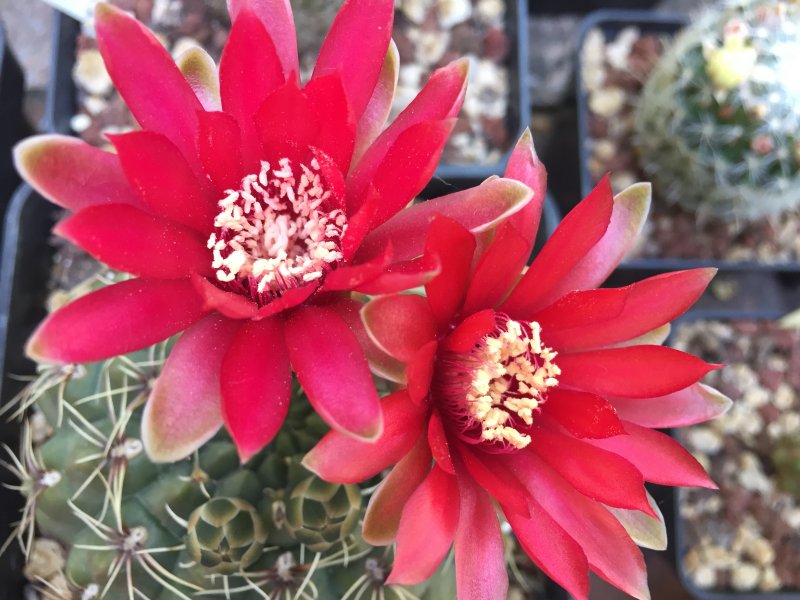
[207,158,347,304]
[464,319,560,449]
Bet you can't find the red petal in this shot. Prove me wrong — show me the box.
[428,411,455,474]
[458,449,530,517]
[14,135,141,212]
[142,314,238,462]
[27,279,208,364]
[354,253,442,295]
[285,306,382,440]
[227,0,298,79]
[254,284,319,319]
[361,294,437,362]
[508,451,650,600]
[461,225,529,315]
[303,390,426,483]
[530,426,655,516]
[321,243,392,292]
[500,176,614,318]
[305,74,356,173]
[557,346,720,399]
[387,465,459,585]
[363,434,432,545]
[500,130,547,254]
[191,274,259,320]
[221,318,291,462]
[424,216,476,327]
[55,204,211,280]
[588,421,717,489]
[538,269,717,352]
[220,7,285,164]
[365,119,457,230]
[352,40,399,166]
[255,79,319,166]
[506,500,589,600]
[326,296,407,383]
[610,383,733,428]
[197,111,244,195]
[358,177,532,264]
[347,59,467,212]
[454,473,508,600]
[441,309,497,353]
[312,0,394,120]
[407,341,437,404]
[547,183,651,298]
[110,131,215,233]
[94,3,202,162]
[541,389,625,439]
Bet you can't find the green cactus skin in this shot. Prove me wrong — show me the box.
[634,0,800,221]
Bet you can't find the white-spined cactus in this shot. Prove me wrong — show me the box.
[634,0,800,220]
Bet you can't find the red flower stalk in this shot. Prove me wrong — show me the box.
[14,0,533,462]
[303,133,732,599]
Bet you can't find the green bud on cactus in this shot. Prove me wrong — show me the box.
[285,468,362,552]
[185,497,267,574]
[634,0,800,220]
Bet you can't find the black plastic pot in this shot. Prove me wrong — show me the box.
[576,10,800,274]
[669,310,800,600]
[530,0,660,16]
[0,184,56,599]
[46,1,530,192]
[0,21,31,227]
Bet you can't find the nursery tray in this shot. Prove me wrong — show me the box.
[0,184,57,599]
[45,1,530,193]
[576,10,800,274]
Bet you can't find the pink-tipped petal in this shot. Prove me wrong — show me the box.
[387,465,460,585]
[363,434,431,545]
[176,47,221,111]
[557,346,721,399]
[506,501,590,600]
[285,306,382,441]
[358,178,533,264]
[312,0,394,120]
[500,176,615,318]
[27,278,209,364]
[530,426,655,516]
[546,182,651,298]
[220,7,285,164]
[541,389,625,439]
[197,111,244,195]
[454,473,508,600]
[508,451,650,600]
[55,204,211,280]
[588,421,718,489]
[94,3,202,161]
[303,390,426,483]
[610,383,733,428]
[221,318,292,462]
[14,135,141,212]
[537,269,717,352]
[424,217,476,327]
[347,59,468,212]
[142,314,239,462]
[110,131,215,233]
[361,294,437,362]
[351,40,399,167]
[227,0,298,79]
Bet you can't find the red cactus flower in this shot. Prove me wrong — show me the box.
[303,134,732,599]
[14,0,533,462]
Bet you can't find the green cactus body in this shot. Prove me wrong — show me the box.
[634,0,800,220]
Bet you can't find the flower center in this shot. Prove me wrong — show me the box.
[439,316,561,451]
[207,158,347,306]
